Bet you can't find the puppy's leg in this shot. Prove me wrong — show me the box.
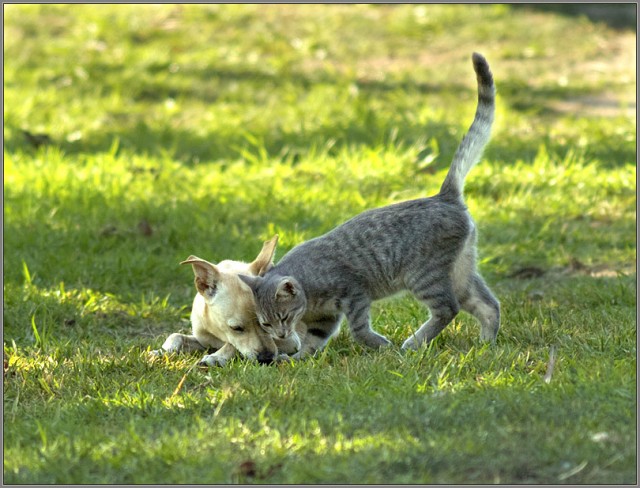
[192,329,226,351]
[164,333,207,352]
[150,333,207,356]
[199,342,237,367]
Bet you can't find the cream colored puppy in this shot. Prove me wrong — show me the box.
[156,236,301,366]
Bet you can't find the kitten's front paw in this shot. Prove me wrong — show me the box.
[480,327,499,344]
[275,353,294,362]
[198,353,228,367]
[359,332,392,349]
[401,335,425,351]
[275,332,302,355]
[292,350,318,360]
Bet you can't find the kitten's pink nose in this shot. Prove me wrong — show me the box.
[277,331,288,339]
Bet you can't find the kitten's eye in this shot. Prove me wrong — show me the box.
[230,325,245,333]
[261,322,272,329]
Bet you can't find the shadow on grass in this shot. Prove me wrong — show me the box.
[513,4,637,31]
[3,165,635,303]
[5,63,468,162]
[3,177,332,296]
[6,61,633,169]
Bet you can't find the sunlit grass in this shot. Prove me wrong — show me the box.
[3,3,636,484]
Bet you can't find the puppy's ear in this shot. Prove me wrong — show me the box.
[248,234,278,276]
[275,277,299,300]
[239,274,260,293]
[180,256,220,298]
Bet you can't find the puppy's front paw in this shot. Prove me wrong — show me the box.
[198,353,228,367]
[149,349,165,357]
[161,333,187,353]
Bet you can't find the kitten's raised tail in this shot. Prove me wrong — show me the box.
[438,52,495,200]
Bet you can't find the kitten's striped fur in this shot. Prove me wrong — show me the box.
[241,53,499,358]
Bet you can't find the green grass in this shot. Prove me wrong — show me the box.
[3,4,636,484]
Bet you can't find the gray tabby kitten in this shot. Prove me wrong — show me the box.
[240,52,499,358]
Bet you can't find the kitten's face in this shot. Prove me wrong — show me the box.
[240,274,307,340]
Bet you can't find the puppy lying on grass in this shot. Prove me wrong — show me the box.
[154,235,301,366]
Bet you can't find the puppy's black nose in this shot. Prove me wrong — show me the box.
[257,351,275,365]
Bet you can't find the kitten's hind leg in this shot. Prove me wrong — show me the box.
[460,273,500,343]
[402,282,460,350]
[345,298,391,349]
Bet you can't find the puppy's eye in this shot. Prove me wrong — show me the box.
[230,325,244,333]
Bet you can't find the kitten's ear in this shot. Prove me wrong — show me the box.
[248,234,278,276]
[275,278,299,300]
[239,274,261,293]
[180,256,220,298]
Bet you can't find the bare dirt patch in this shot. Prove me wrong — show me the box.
[510,259,636,280]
